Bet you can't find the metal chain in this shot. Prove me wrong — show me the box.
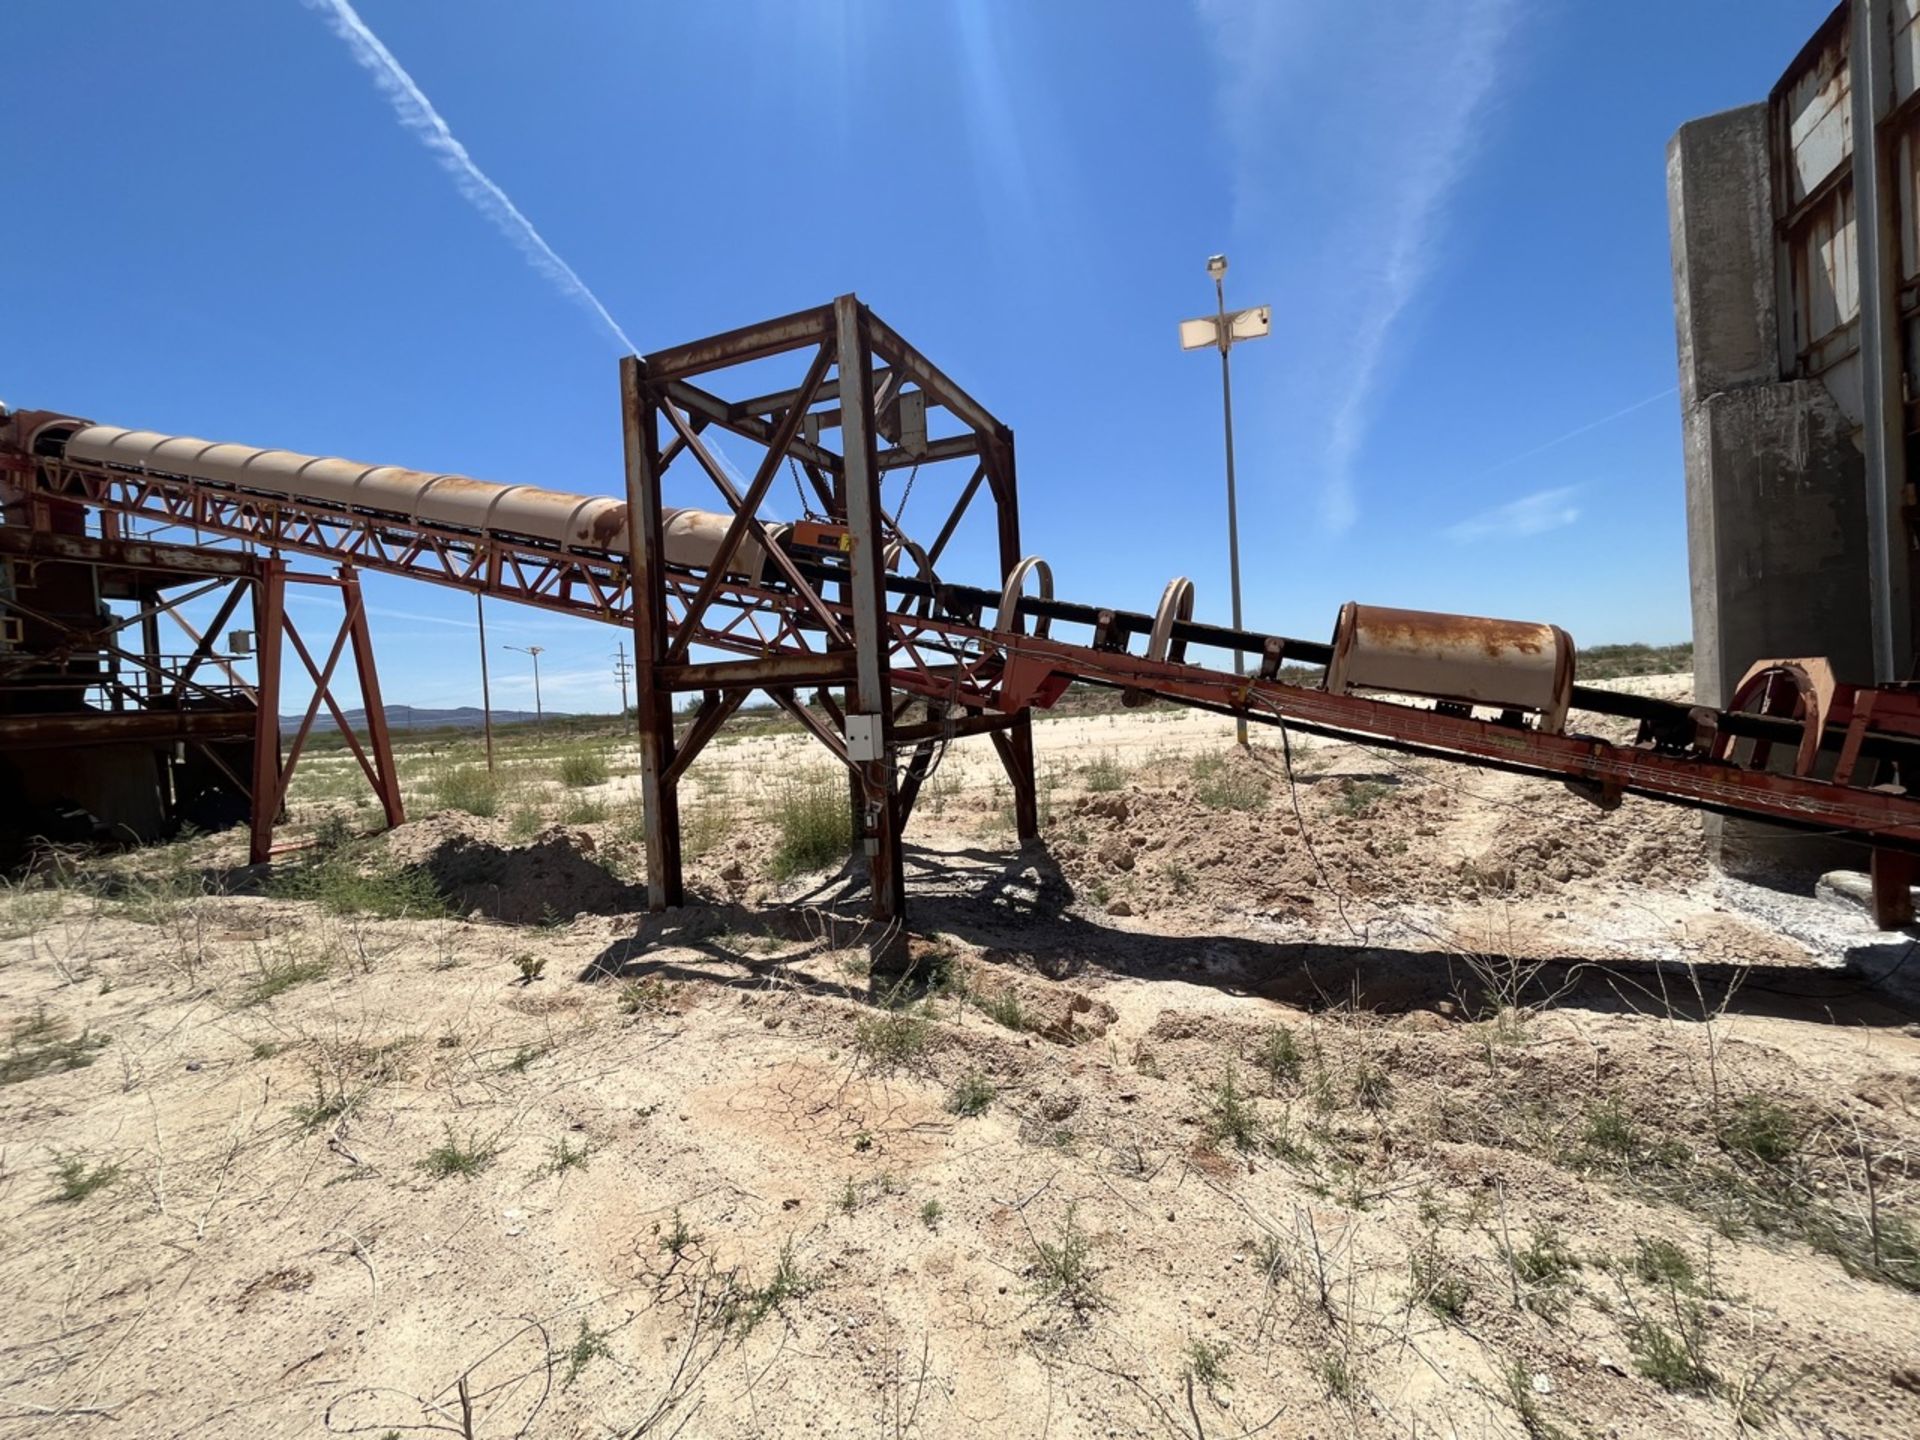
[889,460,921,531]
[787,454,823,522]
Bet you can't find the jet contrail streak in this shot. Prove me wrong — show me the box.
[304,0,637,354]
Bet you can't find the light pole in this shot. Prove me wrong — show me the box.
[504,643,545,726]
[476,593,496,771]
[1181,255,1270,747]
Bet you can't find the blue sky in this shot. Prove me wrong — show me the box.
[2,2,1834,715]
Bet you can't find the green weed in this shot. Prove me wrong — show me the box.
[1205,1064,1265,1152]
[558,748,610,789]
[238,955,330,1007]
[1031,1202,1099,1308]
[1718,1096,1798,1165]
[1332,778,1391,817]
[1183,1338,1233,1393]
[561,1318,613,1387]
[2,1009,109,1086]
[767,771,851,880]
[431,764,500,818]
[49,1152,120,1203]
[947,1070,996,1117]
[1258,1025,1302,1089]
[418,1125,501,1180]
[1190,752,1268,812]
[853,1001,931,1072]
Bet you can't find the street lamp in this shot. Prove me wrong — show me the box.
[503,643,545,726]
[1181,254,1271,747]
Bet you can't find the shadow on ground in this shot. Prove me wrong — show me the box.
[583,839,1920,1030]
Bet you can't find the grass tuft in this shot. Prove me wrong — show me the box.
[557,747,610,789]
[947,1069,996,1117]
[1190,752,1268,812]
[1258,1025,1302,1090]
[854,992,931,1072]
[239,955,331,1008]
[768,771,852,880]
[982,989,1029,1032]
[2,1008,110,1086]
[270,850,446,919]
[1331,778,1391,817]
[1183,1338,1233,1393]
[1630,1309,1718,1395]
[1082,754,1128,792]
[1030,1202,1100,1308]
[431,764,500,817]
[1205,1063,1265,1153]
[561,1318,613,1387]
[1718,1095,1798,1165]
[1631,1236,1698,1292]
[49,1152,120,1203]
[543,1136,592,1176]
[418,1125,502,1181]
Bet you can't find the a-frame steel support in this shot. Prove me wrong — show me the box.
[621,295,1039,952]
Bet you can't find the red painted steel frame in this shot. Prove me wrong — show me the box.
[248,562,405,865]
[21,297,1920,930]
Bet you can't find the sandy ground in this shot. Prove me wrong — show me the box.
[4,676,1920,1438]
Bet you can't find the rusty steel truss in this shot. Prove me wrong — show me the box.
[0,465,404,862]
[622,296,1038,937]
[14,298,1920,933]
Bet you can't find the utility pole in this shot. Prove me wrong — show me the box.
[476,592,495,771]
[1181,254,1271,748]
[504,643,544,726]
[613,641,634,733]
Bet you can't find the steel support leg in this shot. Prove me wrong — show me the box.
[985,432,1039,842]
[248,559,286,866]
[835,296,906,944]
[342,564,405,830]
[622,356,683,910]
[1871,846,1915,929]
[1005,711,1040,841]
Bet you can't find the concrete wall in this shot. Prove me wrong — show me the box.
[1669,103,1873,876]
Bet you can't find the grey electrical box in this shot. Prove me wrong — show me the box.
[845,713,884,762]
[896,390,927,455]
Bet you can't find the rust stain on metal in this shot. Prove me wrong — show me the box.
[588,504,629,545]
[1348,604,1549,658]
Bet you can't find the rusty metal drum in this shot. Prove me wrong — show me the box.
[1326,602,1575,734]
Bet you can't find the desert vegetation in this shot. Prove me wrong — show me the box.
[2,668,1915,1436]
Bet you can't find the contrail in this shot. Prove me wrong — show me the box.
[1466,384,1677,482]
[303,0,637,354]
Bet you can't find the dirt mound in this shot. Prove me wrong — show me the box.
[1050,749,1707,920]
[383,815,642,924]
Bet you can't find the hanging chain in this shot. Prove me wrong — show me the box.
[787,454,823,522]
[889,460,921,531]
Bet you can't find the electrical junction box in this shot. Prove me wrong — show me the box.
[845,713,885,762]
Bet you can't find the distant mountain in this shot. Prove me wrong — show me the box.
[279,705,562,734]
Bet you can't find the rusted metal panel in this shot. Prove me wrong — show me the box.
[1779,15,1854,205]
[1775,9,1866,387]
[0,525,260,576]
[0,709,253,747]
[1894,0,1920,102]
[1790,184,1862,373]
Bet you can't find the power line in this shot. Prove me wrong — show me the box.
[612,642,634,734]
